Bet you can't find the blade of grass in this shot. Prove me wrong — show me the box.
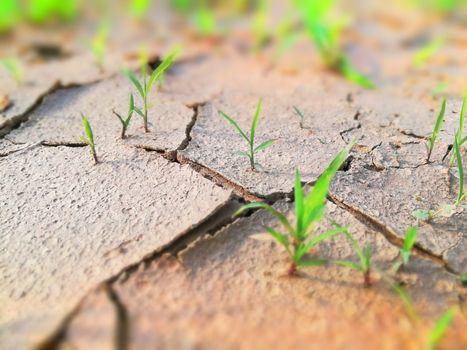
[426,98,446,162]
[454,134,465,206]
[219,110,250,143]
[427,308,457,350]
[250,98,263,146]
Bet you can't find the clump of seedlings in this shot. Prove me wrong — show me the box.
[0,58,23,84]
[234,142,353,275]
[80,113,98,164]
[124,49,177,133]
[426,98,446,162]
[392,226,418,273]
[112,94,136,139]
[293,106,306,129]
[219,98,275,171]
[335,230,373,287]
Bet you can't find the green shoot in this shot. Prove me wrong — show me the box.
[124,49,178,133]
[426,98,446,162]
[113,94,136,139]
[0,0,20,32]
[414,37,444,67]
[1,58,23,84]
[192,6,216,36]
[461,274,467,287]
[392,226,418,272]
[89,20,110,69]
[80,113,98,164]
[219,98,274,171]
[251,0,268,50]
[431,81,448,96]
[234,143,353,274]
[335,230,373,287]
[130,0,151,20]
[296,0,374,89]
[27,0,78,24]
[449,94,466,167]
[412,204,456,222]
[427,308,457,350]
[293,106,305,129]
[453,133,465,206]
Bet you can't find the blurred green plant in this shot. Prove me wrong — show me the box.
[295,0,375,89]
[0,58,23,84]
[335,231,373,287]
[392,226,418,272]
[0,0,21,32]
[219,98,275,171]
[124,49,178,133]
[88,20,110,68]
[27,0,78,24]
[427,308,458,350]
[192,5,216,36]
[293,106,306,129]
[414,37,444,67]
[235,143,353,275]
[80,113,98,164]
[130,0,151,19]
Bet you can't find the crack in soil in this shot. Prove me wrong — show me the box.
[35,198,243,348]
[0,141,86,158]
[328,193,460,276]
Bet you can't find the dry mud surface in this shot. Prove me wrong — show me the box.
[1,2,466,350]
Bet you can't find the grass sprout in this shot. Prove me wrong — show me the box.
[414,37,444,67]
[124,49,178,133]
[449,94,466,167]
[392,226,418,272]
[426,98,446,162]
[453,133,465,206]
[80,113,98,164]
[130,0,151,20]
[412,204,456,222]
[335,230,373,287]
[1,58,23,84]
[427,307,457,350]
[293,106,305,129]
[234,142,353,275]
[296,0,374,89]
[220,98,274,170]
[89,20,110,68]
[113,94,136,139]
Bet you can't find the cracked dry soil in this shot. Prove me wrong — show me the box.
[1,2,467,350]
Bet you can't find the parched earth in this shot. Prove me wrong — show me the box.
[1,2,466,349]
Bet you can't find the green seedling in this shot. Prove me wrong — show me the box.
[414,37,444,67]
[296,0,374,89]
[251,0,269,50]
[130,0,151,20]
[426,98,446,162]
[431,81,448,96]
[192,6,216,36]
[124,49,178,133]
[412,203,456,222]
[234,143,353,275]
[335,230,373,287]
[219,98,274,171]
[89,20,110,69]
[1,58,23,84]
[461,274,467,287]
[427,307,457,350]
[27,0,78,24]
[0,0,20,32]
[453,133,465,206]
[392,226,418,272]
[80,113,98,164]
[113,94,136,139]
[293,106,305,129]
[449,94,466,167]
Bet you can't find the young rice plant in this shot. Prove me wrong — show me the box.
[80,113,98,164]
[124,49,177,133]
[234,142,353,275]
[392,226,418,272]
[219,98,274,171]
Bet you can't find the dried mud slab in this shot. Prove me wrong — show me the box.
[331,161,466,273]
[174,55,358,198]
[0,144,232,349]
[2,74,194,154]
[63,201,466,350]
